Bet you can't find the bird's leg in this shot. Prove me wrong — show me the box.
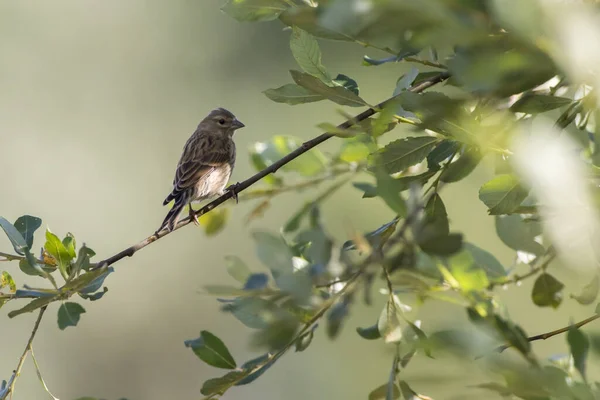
[225,182,241,204]
[189,203,200,226]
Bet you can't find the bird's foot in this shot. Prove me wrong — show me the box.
[189,206,200,226]
[225,182,241,204]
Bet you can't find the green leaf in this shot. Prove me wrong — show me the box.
[495,215,544,256]
[198,207,229,236]
[394,67,420,95]
[62,233,76,259]
[377,295,404,344]
[252,231,293,279]
[263,84,325,105]
[57,302,86,330]
[235,353,275,385]
[8,296,57,318]
[249,152,282,186]
[294,330,314,352]
[71,245,96,276]
[185,330,237,370]
[368,384,400,400]
[567,326,590,381]
[463,243,506,280]
[375,168,407,217]
[356,323,382,340]
[419,233,463,256]
[44,229,73,279]
[494,315,532,358]
[13,215,42,250]
[338,140,371,163]
[510,94,572,114]
[290,26,331,82]
[479,174,529,215]
[398,381,421,400]
[221,0,287,22]
[414,193,449,245]
[333,73,359,95]
[224,256,252,284]
[0,271,16,292]
[447,250,489,292]
[532,273,564,308]
[427,140,460,169]
[201,371,245,396]
[279,7,354,41]
[0,217,28,255]
[370,136,439,174]
[439,146,481,182]
[353,182,377,198]
[290,70,367,107]
[251,135,327,177]
[571,275,600,305]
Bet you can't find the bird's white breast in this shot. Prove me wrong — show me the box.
[195,164,232,200]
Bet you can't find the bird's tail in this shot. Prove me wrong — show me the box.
[157,195,186,233]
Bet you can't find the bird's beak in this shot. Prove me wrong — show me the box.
[232,118,245,130]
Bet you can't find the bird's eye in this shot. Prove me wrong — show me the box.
[218,119,225,125]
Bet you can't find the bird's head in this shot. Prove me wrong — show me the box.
[200,107,245,135]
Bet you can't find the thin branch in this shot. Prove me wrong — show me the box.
[93,72,451,271]
[1,306,47,400]
[494,314,600,354]
[488,247,556,289]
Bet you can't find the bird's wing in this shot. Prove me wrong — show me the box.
[171,132,231,194]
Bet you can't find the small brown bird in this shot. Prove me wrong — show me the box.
[158,108,244,233]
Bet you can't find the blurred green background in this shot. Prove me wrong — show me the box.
[0,2,597,399]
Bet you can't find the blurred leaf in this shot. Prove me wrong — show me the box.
[405,320,432,358]
[494,315,532,359]
[198,208,229,236]
[62,233,76,259]
[372,101,400,138]
[44,229,73,278]
[235,353,275,386]
[225,256,252,284]
[0,217,28,255]
[378,295,404,344]
[368,384,400,400]
[327,301,348,339]
[343,218,399,251]
[296,227,333,266]
[447,250,489,292]
[427,140,459,169]
[419,233,463,256]
[13,215,41,250]
[185,330,237,369]
[495,215,544,256]
[57,302,86,330]
[414,193,449,246]
[251,317,299,351]
[290,70,367,107]
[290,26,331,82]
[201,370,245,396]
[370,136,439,174]
[333,73,359,95]
[398,381,425,400]
[571,275,600,305]
[71,245,96,277]
[472,382,512,397]
[339,140,371,163]
[353,182,377,198]
[464,243,507,280]
[567,326,590,381]
[532,273,564,309]
[243,273,269,290]
[251,135,327,177]
[356,323,382,340]
[221,0,287,22]
[510,94,572,114]
[0,271,16,292]
[263,84,325,105]
[479,174,529,215]
[375,168,407,217]
[394,67,420,96]
[439,146,481,183]
[223,297,272,329]
[279,6,354,41]
[294,329,314,352]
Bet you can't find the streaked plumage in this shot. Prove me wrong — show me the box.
[158,108,244,232]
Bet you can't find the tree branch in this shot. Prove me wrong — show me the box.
[94,71,451,270]
[494,313,600,354]
[1,306,47,400]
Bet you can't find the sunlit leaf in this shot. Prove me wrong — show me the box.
[571,275,600,305]
[290,70,367,107]
[510,94,572,114]
[185,330,237,369]
[532,273,564,309]
[447,250,489,291]
[44,229,73,278]
[221,0,288,22]
[62,233,76,259]
[57,302,86,330]
[479,174,529,215]
[370,136,439,174]
[0,271,16,292]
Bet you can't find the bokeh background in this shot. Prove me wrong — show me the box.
[0,2,597,399]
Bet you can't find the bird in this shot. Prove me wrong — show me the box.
[157,107,245,233]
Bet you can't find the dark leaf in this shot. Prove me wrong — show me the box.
[510,94,572,114]
[494,315,531,358]
[0,217,28,255]
[290,70,367,107]
[327,301,349,339]
[532,273,564,308]
[243,273,269,290]
[479,174,529,215]
[201,371,245,396]
[235,353,275,386]
[419,233,463,256]
[375,168,407,217]
[427,140,460,169]
[185,330,237,369]
[294,329,314,352]
[8,296,57,318]
[343,218,399,251]
[370,136,439,174]
[13,215,41,250]
[333,73,359,95]
[263,84,325,105]
[352,182,377,198]
[440,146,481,183]
[567,326,590,381]
[57,302,86,330]
[356,323,382,340]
